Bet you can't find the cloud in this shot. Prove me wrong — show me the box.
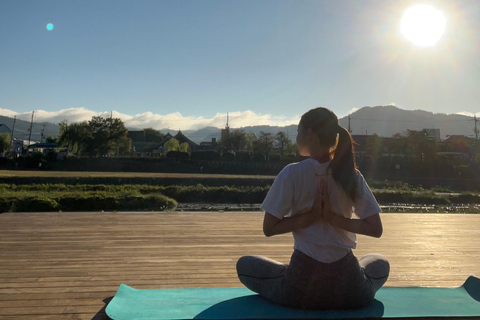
[0,107,300,130]
[346,107,359,115]
[456,111,480,117]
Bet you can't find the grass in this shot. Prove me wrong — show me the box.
[1,171,479,213]
[0,184,177,213]
[1,183,480,213]
[0,169,275,179]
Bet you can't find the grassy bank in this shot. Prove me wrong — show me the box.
[0,184,177,213]
[1,183,480,213]
[0,184,269,213]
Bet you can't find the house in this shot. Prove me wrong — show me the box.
[422,128,441,141]
[198,138,218,151]
[151,131,199,156]
[26,142,58,155]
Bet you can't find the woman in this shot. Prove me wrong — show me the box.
[236,107,389,310]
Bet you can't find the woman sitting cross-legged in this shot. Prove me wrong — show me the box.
[236,107,390,310]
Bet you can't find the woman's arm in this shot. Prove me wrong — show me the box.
[263,180,327,237]
[321,193,383,238]
[323,212,383,238]
[263,210,318,237]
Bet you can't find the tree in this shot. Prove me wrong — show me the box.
[179,142,189,153]
[84,116,129,157]
[58,117,130,157]
[446,136,469,153]
[275,131,292,159]
[366,134,382,160]
[45,136,57,143]
[220,129,247,153]
[257,132,275,160]
[58,121,91,155]
[58,120,68,136]
[0,133,11,154]
[405,130,436,161]
[164,138,180,152]
[388,133,407,157]
[144,128,165,143]
[245,133,258,153]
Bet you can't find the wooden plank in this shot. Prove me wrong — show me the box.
[0,212,479,320]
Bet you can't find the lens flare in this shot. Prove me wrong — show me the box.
[46,23,54,31]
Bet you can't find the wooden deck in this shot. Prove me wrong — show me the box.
[0,212,479,320]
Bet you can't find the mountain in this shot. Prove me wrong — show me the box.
[339,106,476,139]
[0,106,477,143]
[0,115,60,143]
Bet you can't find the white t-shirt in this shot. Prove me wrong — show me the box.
[260,158,381,263]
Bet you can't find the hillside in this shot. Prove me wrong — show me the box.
[0,115,60,143]
[0,106,477,143]
[339,106,475,139]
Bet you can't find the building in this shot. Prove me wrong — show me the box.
[422,128,441,141]
[198,138,218,151]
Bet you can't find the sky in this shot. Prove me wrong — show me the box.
[1,0,479,130]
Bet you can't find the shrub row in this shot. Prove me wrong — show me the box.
[0,188,176,213]
[2,183,480,213]
[151,185,269,204]
[374,191,451,205]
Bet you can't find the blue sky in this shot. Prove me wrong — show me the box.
[1,0,479,130]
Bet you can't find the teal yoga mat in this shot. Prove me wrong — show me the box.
[106,276,480,320]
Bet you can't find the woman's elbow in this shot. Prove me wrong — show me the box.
[370,222,383,238]
[372,225,383,238]
[365,215,383,238]
[263,225,274,237]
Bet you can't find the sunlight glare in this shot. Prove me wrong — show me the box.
[401,5,446,47]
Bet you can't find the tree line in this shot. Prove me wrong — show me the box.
[1,116,479,181]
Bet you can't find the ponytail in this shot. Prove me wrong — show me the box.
[300,107,357,199]
[329,126,357,199]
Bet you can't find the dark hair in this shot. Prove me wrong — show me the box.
[300,107,357,199]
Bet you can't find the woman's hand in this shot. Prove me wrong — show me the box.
[320,187,334,223]
[312,179,330,222]
[313,178,335,224]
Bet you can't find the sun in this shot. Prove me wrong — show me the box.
[400,5,446,47]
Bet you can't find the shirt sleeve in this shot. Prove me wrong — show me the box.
[353,170,382,219]
[260,166,294,219]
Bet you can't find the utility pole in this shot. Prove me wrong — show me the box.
[474,115,479,155]
[27,111,34,146]
[474,115,478,140]
[40,124,46,143]
[10,116,16,154]
[348,114,352,133]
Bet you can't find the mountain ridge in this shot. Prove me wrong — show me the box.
[0,106,477,144]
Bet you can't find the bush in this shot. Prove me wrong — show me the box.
[450,193,480,204]
[253,153,266,162]
[190,151,220,161]
[269,154,282,162]
[222,152,235,162]
[166,151,190,159]
[236,152,251,162]
[0,185,177,213]
[0,196,59,212]
[156,185,268,204]
[373,191,450,205]
[283,154,297,162]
